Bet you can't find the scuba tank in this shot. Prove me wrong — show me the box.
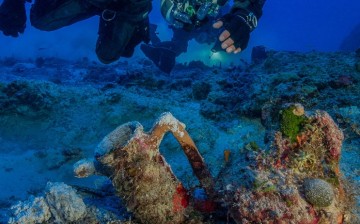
[177,0,221,31]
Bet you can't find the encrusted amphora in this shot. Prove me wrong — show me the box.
[74,112,215,223]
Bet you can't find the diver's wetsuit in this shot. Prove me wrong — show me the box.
[141,0,266,73]
[30,0,152,64]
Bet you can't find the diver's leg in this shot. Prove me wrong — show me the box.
[95,16,135,64]
[140,43,176,74]
[121,17,150,58]
[30,0,98,31]
[170,28,191,54]
[142,27,189,58]
[96,15,150,64]
[140,27,188,73]
[83,0,112,8]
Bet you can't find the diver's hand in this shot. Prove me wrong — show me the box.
[0,0,27,37]
[213,11,255,54]
[168,8,192,29]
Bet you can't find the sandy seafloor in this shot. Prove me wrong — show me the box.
[0,50,359,222]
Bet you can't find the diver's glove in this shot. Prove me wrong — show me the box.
[219,9,258,50]
[0,0,29,37]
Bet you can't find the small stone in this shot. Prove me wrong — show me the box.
[303,178,334,207]
[292,103,305,116]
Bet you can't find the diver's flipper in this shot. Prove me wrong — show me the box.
[141,43,160,64]
[140,44,176,74]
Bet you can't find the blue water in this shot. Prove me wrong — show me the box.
[1,0,359,61]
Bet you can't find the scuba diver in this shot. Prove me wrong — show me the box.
[142,0,266,73]
[0,0,265,66]
[0,0,152,64]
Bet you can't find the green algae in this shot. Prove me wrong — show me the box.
[280,105,306,142]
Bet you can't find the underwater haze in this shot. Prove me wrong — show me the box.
[0,0,359,223]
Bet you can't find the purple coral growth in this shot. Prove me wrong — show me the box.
[314,111,344,162]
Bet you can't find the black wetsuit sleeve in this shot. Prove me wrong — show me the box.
[232,0,266,19]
